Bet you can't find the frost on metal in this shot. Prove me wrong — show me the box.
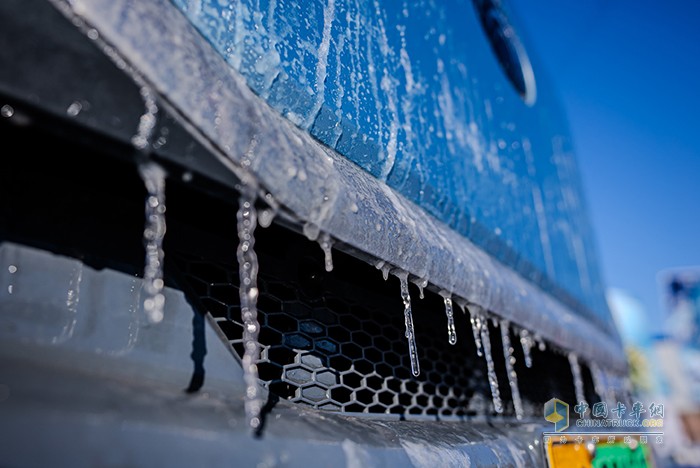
[164,0,613,332]
[53,0,628,373]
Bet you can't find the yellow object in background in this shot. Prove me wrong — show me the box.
[544,434,655,468]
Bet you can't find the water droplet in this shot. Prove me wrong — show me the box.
[396,271,420,377]
[66,101,82,117]
[7,265,17,274]
[1,104,14,118]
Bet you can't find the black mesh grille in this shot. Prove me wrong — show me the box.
[173,250,493,417]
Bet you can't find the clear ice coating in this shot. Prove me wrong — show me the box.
[138,162,167,324]
[439,291,457,345]
[568,352,586,408]
[167,0,616,332]
[500,319,524,420]
[468,305,484,357]
[519,328,535,368]
[318,232,334,272]
[396,271,420,377]
[480,316,503,414]
[236,194,263,431]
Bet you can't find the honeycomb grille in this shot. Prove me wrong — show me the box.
[172,247,502,418]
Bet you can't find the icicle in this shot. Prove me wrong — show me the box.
[258,192,278,228]
[258,208,275,228]
[568,352,586,408]
[537,337,546,352]
[480,318,503,414]
[500,320,523,420]
[411,277,428,299]
[132,87,158,151]
[130,85,167,325]
[467,305,484,357]
[396,271,420,377]
[519,328,534,368]
[138,162,167,324]
[439,291,457,345]
[318,232,334,272]
[375,260,391,281]
[237,193,263,432]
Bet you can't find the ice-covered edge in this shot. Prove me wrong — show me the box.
[49,0,626,373]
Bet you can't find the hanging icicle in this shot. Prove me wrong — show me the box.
[236,193,264,432]
[139,164,167,324]
[396,270,420,377]
[132,87,158,151]
[318,232,334,272]
[519,328,535,368]
[439,291,457,345]
[375,260,391,281]
[131,86,168,325]
[411,277,428,299]
[568,352,586,409]
[480,316,503,414]
[258,192,278,228]
[467,305,484,357]
[500,319,524,420]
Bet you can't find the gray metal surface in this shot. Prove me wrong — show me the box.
[45,0,626,372]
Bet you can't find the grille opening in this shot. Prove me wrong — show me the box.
[1,93,602,421]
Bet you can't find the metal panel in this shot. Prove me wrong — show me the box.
[41,0,625,369]
[165,0,613,333]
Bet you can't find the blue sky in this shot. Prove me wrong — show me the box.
[511,0,700,329]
